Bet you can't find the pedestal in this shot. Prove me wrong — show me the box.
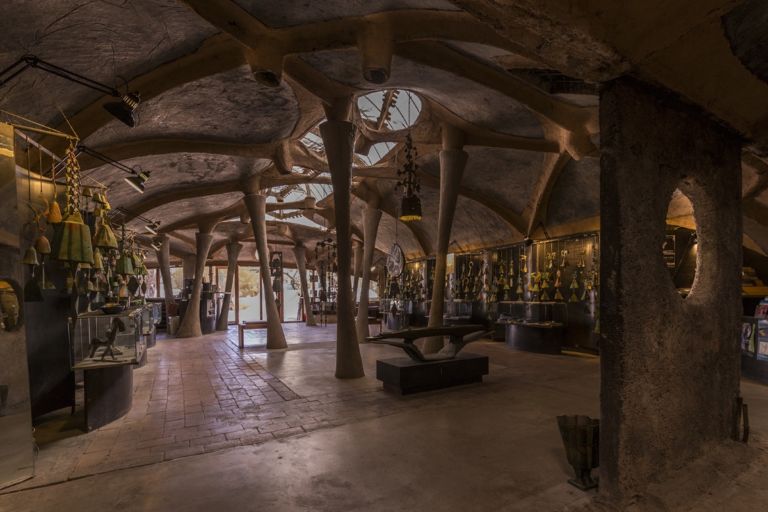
[376,353,489,395]
[84,364,133,431]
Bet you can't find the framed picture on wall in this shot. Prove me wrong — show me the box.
[742,320,756,354]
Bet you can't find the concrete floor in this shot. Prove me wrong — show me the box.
[1,325,767,512]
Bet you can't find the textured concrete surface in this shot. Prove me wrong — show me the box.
[599,77,743,503]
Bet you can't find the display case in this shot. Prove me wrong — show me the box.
[140,302,162,348]
[69,308,146,370]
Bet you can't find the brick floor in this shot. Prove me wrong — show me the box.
[12,323,519,489]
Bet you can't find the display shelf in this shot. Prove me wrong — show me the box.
[70,308,146,370]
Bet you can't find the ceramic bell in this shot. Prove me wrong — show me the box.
[35,234,51,255]
[46,199,62,224]
[51,211,94,265]
[23,246,39,266]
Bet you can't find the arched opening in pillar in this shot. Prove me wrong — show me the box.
[664,188,698,296]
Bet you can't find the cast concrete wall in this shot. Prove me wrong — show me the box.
[599,77,743,502]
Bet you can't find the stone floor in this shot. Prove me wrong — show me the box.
[1,324,767,511]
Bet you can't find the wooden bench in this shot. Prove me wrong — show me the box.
[237,321,268,349]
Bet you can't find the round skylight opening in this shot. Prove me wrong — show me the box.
[357,90,422,131]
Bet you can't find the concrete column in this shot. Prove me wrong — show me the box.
[155,234,175,307]
[243,193,287,349]
[352,240,363,302]
[215,241,242,331]
[176,224,215,339]
[355,202,382,343]
[320,104,364,379]
[599,77,742,504]
[424,127,468,353]
[293,243,317,327]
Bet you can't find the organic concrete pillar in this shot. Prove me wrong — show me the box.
[355,202,382,344]
[424,127,468,353]
[599,77,742,504]
[352,240,363,301]
[293,243,317,327]
[320,102,365,379]
[243,192,287,349]
[155,234,175,306]
[215,241,242,331]
[176,224,215,339]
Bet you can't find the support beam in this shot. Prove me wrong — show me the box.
[243,191,287,349]
[599,77,742,504]
[320,98,365,378]
[176,222,216,338]
[356,200,382,344]
[293,243,317,327]
[424,126,468,353]
[215,241,242,331]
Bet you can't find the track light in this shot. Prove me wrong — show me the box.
[0,55,140,128]
[144,221,160,235]
[77,144,150,194]
[124,169,149,194]
[103,92,141,128]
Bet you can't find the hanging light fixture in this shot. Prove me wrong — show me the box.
[0,55,140,127]
[124,169,149,194]
[395,133,422,222]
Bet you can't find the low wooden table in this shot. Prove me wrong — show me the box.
[237,321,268,349]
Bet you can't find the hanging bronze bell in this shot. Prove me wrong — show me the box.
[51,211,95,265]
[131,252,143,269]
[93,221,119,249]
[93,248,104,271]
[46,199,63,224]
[115,252,135,275]
[23,246,39,266]
[35,234,51,255]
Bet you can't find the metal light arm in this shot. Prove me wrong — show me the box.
[0,55,121,97]
[77,145,137,176]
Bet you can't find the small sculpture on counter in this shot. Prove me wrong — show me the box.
[88,316,126,361]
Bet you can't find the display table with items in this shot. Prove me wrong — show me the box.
[69,306,147,430]
[369,325,492,395]
[504,319,565,354]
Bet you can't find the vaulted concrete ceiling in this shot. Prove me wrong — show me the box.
[1,0,767,266]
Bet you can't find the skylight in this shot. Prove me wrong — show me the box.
[357,89,422,131]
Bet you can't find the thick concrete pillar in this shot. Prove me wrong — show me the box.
[320,100,364,379]
[243,192,287,349]
[155,234,175,306]
[599,77,742,504]
[424,126,468,353]
[216,241,242,331]
[355,202,382,343]
[176,224,215,339]
[293,243,317,327]
[352,240,363,302]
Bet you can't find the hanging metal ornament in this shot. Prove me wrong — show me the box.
[51,142,94,265]
[115,225,135,276]
[395,133,422,222]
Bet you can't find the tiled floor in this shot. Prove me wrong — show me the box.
[4,325,768,511]
[10,324,423,488]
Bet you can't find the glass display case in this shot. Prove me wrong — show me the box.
[69,308,146,369]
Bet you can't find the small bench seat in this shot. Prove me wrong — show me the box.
[237,321,268,349]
